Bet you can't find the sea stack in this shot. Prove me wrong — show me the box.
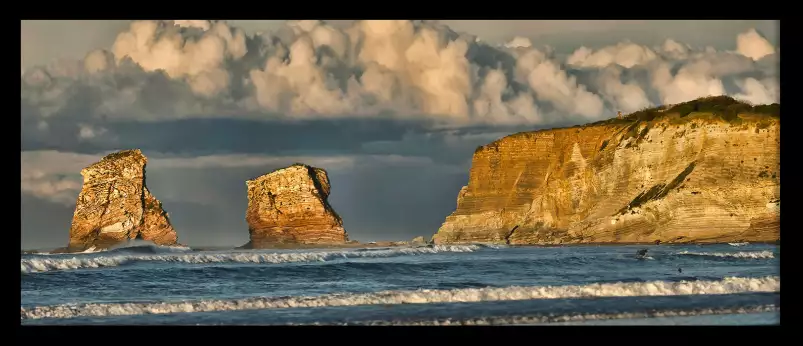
[244,163,348,248]
[432,97,780,245]
[67,149,178,251]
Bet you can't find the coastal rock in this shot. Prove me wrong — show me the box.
[244,164,348,247]
[68,149,178,251]
[411,236,426,245]
[432,98,780,245]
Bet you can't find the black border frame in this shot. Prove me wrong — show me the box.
[14,12,791,343]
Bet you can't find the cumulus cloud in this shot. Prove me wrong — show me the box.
[733,77,779,105]
[21,21,780,135]
[567,30,778,107]
[20,151,95,205]
[21,170,83,205]
[566,41,658,69]
[737,29,776,61]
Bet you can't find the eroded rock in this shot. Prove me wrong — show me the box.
[244,164,348,247]
[67,149,178,251]
[411,236,426,245]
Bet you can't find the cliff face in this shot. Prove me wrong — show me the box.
[68,149,178,251]
[433,110,780,245]
[244,164,348,247]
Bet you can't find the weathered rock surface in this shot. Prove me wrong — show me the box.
[244,164,348,247]
[68,149,178,251]
[433,100,780,245]
[411,236,426,245]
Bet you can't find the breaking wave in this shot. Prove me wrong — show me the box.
[676,251,775,259]
[20,245,481,274]
[728,242,750,247]
[78,246,103,254]
[20,275,779,320]
[323,305,779,325]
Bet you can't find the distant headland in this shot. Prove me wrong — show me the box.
[431,96,780,245]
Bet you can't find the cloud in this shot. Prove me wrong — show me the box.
[21,21,780,141]
[20,151,96,205]
[733,77,779,105]
[566,41,658,69]
[737,29,776,61]
[21,170,82,206]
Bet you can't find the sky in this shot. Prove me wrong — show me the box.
[20,20,780,249]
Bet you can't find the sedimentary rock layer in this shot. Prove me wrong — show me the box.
[68,149,178,251]
[244,164,347,247]
[433,108,780,245]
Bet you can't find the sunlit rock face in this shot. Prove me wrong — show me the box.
[68,149,178,251]
[433,105,780,245]
[244,164,348,248]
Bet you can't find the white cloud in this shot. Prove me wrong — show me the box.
[566,41,658,68]
[733,77,779,105]
[21,21,780,129]
[736,29,776,61]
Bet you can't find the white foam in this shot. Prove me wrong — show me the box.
[677,251,775,259]
[728,242,750,247]
[471,243,508,249]
[20,245,481,274]
[20,276,779,320]
[79,246,102,254]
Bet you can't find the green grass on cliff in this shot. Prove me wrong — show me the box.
[590,96,779,127]
[476,96,779,153]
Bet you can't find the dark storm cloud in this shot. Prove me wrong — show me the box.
[22,116,542,165]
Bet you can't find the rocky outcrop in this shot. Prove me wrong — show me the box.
[67,149,178,251]
[433,97,780,245]
[244,164,348,247]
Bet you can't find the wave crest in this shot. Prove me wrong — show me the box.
[20,245,480,274]
[676,251,775,259]
[20,276,779,320]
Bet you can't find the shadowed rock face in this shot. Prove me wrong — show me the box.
[432,112,780,245]
[68,149,178,251]
[244,164,347,248]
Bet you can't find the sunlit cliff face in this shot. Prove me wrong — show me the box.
[433,109,779,245]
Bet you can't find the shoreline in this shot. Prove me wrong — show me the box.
[436,240,780,248]
[22,239,779,254]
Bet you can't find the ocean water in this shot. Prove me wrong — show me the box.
[20,242,780,325]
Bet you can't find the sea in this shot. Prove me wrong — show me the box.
[20,241,780,325]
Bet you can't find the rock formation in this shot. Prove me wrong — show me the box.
[244,164,348,247]
[432,97,780,245]
[67,149,178,251]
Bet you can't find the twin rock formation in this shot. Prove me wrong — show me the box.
[63,97,780,250]
[65,151,346,251]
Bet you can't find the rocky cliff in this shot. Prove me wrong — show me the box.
[68,149,178,251]
[433,97,780,245]
[244,164,348,247]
